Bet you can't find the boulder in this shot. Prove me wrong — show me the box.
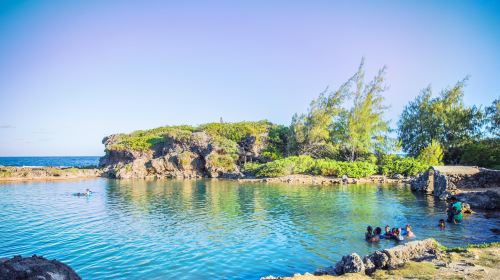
[0,255,81,280]
[334,253,365,275]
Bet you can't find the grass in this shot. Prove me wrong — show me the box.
[444,242,500,253]
[372,261,437,279]
[0,170,12,177]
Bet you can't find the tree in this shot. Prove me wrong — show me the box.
[288,77,354,158]
[339,59,390,161]
[288,59,390,161]
[485,98,500,137]
[397,78,484,163]
[417,139,443,166]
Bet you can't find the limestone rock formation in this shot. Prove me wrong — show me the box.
[411,166,500,209]
[334,253,365,274]
[316,239,438,276]
[0,255,81,280]
[99,124,273,179]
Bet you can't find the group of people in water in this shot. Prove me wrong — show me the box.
[365,224,415,242]
[366,197,464,242]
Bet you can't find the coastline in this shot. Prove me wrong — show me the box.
[0,166,410,185]
[0,166,101,182]
[265,240,500,280]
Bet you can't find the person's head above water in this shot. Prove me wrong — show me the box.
[450,196,457,203]
[374,227,382,235]
[385,225,390,233]
[367,226,373,233]
[439,219,446,227]
[406,224,412,232]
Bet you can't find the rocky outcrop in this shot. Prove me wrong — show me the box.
[411,166,500,209]
[0,255,81,280]
[315,239,438,276]
[99,131,269,179]
[0,166,101,181]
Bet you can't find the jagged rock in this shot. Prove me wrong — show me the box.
[383,239,438,269]
[0,255,81,280]
[457,190,500,210]
[411,166,500,209]
[334,253,365,275]
[363,250,389,274]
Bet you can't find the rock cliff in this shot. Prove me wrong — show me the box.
[99,122,281,179]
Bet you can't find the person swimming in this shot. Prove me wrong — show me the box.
[370,227,382,242]
[439,219,446,229]
[383,225,392,238]
[392,228,404,241]
[365,226,373,241]
[404,224,415,238]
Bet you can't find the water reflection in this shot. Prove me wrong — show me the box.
[0,179,498,280]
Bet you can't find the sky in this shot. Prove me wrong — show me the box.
[0,0,499,156]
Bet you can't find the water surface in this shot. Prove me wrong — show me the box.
[0,179,498,279]
[0,156,100,167]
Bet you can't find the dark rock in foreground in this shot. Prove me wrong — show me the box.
[0,255,81,280]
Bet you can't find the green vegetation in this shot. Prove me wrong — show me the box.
[244,155,378,178]
[416,140,444,166]
[444,242,500,253]
[108,125,195,152]
[0,170,13,177]
[105,59,499,177]
[460,138,500,170]
[379,155,428,177]
[288,59,390,161]
[372,261,437,280]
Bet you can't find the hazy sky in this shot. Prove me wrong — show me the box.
[1,0,499,156]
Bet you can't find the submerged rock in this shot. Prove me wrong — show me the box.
[0,255,81,280]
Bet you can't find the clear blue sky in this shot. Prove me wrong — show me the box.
[0,0,499,156]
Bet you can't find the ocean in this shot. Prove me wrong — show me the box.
[0,156,100,167]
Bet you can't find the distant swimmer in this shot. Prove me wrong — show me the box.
[73,189,93,197]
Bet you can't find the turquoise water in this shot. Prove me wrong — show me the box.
[0,179,498,279]
[0,156,100,167]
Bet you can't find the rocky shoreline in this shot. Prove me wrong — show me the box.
[0,166,101,181]
[263,240,500,280]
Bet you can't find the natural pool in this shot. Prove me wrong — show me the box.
[0,179,498,279]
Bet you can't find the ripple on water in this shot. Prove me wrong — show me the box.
[0,179,499,280]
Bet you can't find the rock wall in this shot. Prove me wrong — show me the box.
[315,239,438,276]
[411,166,500,209]
[100,131,268,179]
[0,255,81,280]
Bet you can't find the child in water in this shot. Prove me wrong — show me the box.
[392,228,404,241]
[370,227,382,242]
[439,219,446,229]
[404,224,415,238]
[365,226,373,241]
[382,225,392,239]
